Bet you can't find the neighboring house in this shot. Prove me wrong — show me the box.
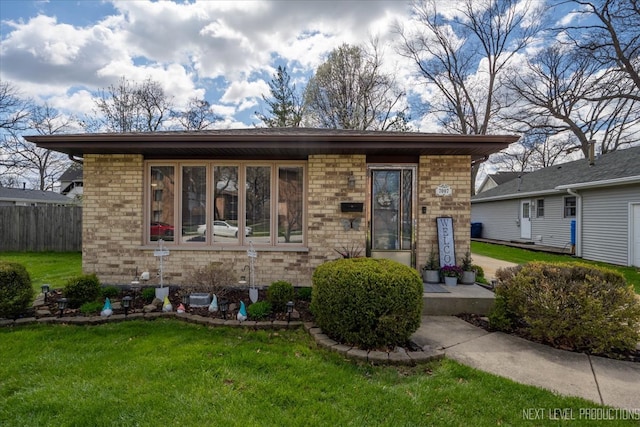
[476,171,525,193]
[59,162,83,200]
[26,128,517,286]
[471,145,640,267]
[0,186,76,206]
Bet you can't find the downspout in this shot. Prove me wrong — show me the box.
[566,188,582,257]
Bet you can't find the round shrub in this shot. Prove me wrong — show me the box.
[101,285,121,299]
[311,258,423,350]
[267,280,295,312]
[489,262,640,356]
[64,273,101,309]
[247,300,272,320]
[0,261,33,319]
[296,286,312,302]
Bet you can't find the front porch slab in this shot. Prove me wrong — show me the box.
[423,284,495,315]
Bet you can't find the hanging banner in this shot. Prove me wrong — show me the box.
[436,217,456,267]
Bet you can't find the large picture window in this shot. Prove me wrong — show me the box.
[146,162,305,247]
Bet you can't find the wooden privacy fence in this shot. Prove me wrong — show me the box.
[0,205,81,252]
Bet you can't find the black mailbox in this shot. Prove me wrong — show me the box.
[340,202,364,213]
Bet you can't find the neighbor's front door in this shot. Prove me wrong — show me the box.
[520,200,532,240]
[368,166,416,267]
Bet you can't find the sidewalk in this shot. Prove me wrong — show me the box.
[411,316,640,411]
[470,253,517,281]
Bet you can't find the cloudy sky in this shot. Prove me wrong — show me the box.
[1,0,426,129]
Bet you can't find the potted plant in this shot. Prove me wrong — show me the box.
[460,251,476,284]
[421,246,440,283]
[440,265,463,286]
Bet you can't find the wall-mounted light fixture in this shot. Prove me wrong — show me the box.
[347,172,356,189]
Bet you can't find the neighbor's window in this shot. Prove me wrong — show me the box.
[146,162,305,247]
[564,196,576,218]
[536,198,544,218]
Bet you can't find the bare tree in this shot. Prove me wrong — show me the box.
[256,66,304,127]
[0,81,31,132]
[3,103,72,190]
[395,0,545,191]
[491,131,576,172]
[89,76,173,132]
[172,98,220,130]
[561,0,640,102]
[505,44,640,158]
[304,42,409,131]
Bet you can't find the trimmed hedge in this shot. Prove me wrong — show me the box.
[0,261,33,319]
[311,258,423,350]
[490,262,640,355]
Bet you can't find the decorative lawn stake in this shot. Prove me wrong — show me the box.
[208,294,218,312]
[100,297,113,317]
[237,300,247,322]
[247,241,258,303]
[162,296,172,312]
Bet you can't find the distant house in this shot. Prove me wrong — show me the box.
[471,145,640,267]
[476,171,525,193]
[26,128,517,286]
[0,186,76,206]
[59,163,83,200]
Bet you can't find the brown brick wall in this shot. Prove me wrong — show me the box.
[81,153,470,287]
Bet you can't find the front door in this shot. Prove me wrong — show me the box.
[520,200,532,240]
[368,166,416,267]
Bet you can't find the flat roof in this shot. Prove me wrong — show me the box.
[25,127,519,161]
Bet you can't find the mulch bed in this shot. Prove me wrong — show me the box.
[457,313,640,363]
[34,286,314,323]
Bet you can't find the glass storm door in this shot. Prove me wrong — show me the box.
[368,167,416,267]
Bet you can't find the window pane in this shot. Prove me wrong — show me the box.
[278,166,304,243]
[150,166,175,242]
[372,170,400,250]
[401,169,413,250]
[182,166,207,243]
[213,166,240,243]
[246,166,271,243]
[536,199,544,217]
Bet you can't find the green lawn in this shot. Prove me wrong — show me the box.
[471,241,640,294]
[0,251,81,291]
[1,320,634,427]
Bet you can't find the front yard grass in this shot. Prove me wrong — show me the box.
[0,251,81,292]
[1,320,634,427]
[471,241,640,294]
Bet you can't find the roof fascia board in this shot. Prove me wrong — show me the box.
[472,189,563,203]
[555,175,640,190]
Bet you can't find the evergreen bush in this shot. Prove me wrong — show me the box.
[247,300,272,320]
[64,274,101,309]
[311,258,423,349]
[267,280,295,312]
[0,261,33,319]
[489,262,640,356]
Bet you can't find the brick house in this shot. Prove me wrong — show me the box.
[26,128,516,286]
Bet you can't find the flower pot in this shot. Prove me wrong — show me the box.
[423,270,440,284]
[461,271,476,285]
[444,276,458,286]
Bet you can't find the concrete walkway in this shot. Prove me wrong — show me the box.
[470,253,518,281]
[411,316,640,411]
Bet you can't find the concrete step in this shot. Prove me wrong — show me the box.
[423,283,495,316]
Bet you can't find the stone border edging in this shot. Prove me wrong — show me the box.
[1,312,444,366]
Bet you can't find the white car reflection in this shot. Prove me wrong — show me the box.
[197,220,252,237]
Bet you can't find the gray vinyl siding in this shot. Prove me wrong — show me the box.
[530,196,574,250]
[471,199,521,241]
[581,184,640,266]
